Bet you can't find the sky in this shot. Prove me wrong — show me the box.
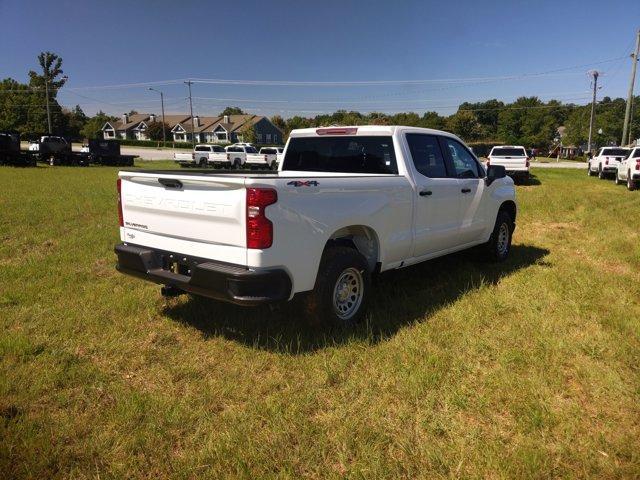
[1,0,639,118]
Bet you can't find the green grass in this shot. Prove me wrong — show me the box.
[1,165,639,478]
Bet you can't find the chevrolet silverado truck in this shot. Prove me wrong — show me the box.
[615,147,640,190]
[588,147,630,179]
[174,144,227,168]
[225,144,259,168]
[245,147,280,169]
[487,146,530,181]
[115,126,517,325]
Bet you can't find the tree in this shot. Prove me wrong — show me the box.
[63,105,87,140]
[421,111,445,130]
[270,115,286,132]
[80,111,115,140]
[146,121,169,141]
[23,52,68,135]
[220,106,245,116]
[240,124,257,144]
[447,110,483,141]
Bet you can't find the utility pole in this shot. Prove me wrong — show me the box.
[587,70,600,154]
[184,80,196,149]
[622,29,640,147]
[44,53,52,134]
[148,87,166,144]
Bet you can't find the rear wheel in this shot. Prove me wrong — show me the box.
[305,247,370,327]
[628,173,636,191]
[482,211,514,262]
[598,165,606,179]
[615,170,623,185]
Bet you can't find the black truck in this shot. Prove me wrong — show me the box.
[0,132,36,167]
[87,140,136,166]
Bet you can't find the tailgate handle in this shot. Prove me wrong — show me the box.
[158,178,183,189]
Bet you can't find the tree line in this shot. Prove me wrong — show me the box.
[1,52,638,148]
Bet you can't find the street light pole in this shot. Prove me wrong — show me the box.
[148,87,166,144]
[184,80,196,149]
[622,29,640,146]
[44,53,52,135]
[587,70,600,154]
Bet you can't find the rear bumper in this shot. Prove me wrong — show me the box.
[114,243,292,306]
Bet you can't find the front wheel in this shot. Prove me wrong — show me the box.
[482,211,514,262]
[305,247,370,327]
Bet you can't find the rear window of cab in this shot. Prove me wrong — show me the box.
[282,136,398,174]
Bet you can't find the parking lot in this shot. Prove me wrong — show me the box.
[1,163,639,478]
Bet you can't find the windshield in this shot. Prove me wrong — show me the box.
[490,147,527,157]
[602,148,629,156]
[282,136,398,174]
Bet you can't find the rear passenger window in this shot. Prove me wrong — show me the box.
[443,138,481,179]
[406,134,448,178]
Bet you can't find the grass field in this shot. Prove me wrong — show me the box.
[1,163,639,479]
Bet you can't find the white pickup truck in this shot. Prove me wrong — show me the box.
[244,147,281,169]
[174,145,227,168]
[115,126,517,324]
[588,147,630,179]
[614,147,640,190]
[225,145,259,168]
[487,146,530,181]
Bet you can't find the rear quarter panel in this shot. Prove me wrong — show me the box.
[246,175,414,294]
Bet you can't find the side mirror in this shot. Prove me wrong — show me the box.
[486,164,506,186]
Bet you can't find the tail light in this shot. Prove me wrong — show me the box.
[635,160,640,171]
[117,178,124,227]
[191,153,195,160]
[226,153,230,160]
[605,160,609,165]
[316,127,358,135]
[526,158,530,168]
[486,158,490,166]
[246,188,277,249]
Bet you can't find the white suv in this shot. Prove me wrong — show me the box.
[588,147,630,179]
[615,147,640,190]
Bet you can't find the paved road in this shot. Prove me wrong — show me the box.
[70,144,175,161]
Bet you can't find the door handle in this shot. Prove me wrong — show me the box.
[419,190,432,197]
[461,188,471,193]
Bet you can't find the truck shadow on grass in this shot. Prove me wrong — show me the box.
[163,244,550,353]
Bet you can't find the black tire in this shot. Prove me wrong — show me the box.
[305,246,371,327]
[615,171,623,185]
[588,164,595,176]
[598,165,606,180]
[628,173,636,191]
[482,210,514,262]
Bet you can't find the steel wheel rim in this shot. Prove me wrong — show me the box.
[497,223,510,256]
[332,267,364,320]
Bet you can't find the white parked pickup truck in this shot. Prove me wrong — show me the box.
[174,144,227,168]
[487,146,530,181]
[225,145,259,168]
[588,147,630,179]
[115,126,517,324]
[245,147,281,169]
[614,147,640,190]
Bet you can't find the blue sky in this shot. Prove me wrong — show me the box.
[1,0,639,117]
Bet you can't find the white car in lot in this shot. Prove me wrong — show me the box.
[115,125,517,324]
[487,146,530,181]
[615,147,640,190]
[588,147,630,179]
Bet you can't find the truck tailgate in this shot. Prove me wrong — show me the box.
[119,171,247,265]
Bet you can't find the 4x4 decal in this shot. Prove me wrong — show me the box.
[287,180,319,187]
